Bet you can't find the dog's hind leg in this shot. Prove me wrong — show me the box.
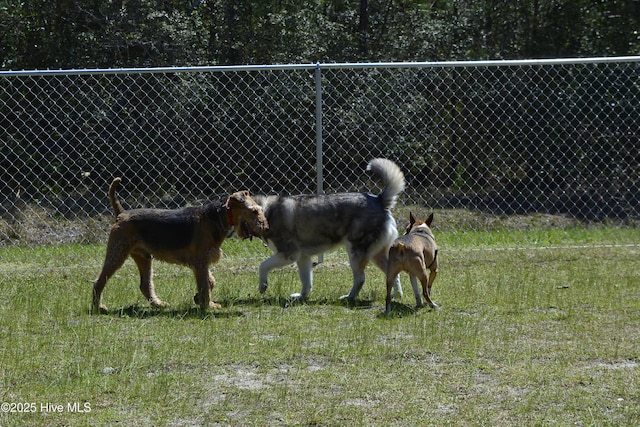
[259,252,298,294]
[340,249,369,304]
[92,235,132,314]
[131,252,167,309]
[291,255,313,300]
[413,262,437,309]
[372,249,403,298]
[423,268,438,309]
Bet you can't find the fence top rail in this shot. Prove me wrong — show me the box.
[2,56,640,77]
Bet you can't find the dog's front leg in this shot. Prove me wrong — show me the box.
[372,249,403,299]
[385,263,404,314]
[258,252,297,294]
[409,275,424,308]
[391,275,403,299]
[193,265,221,310]
[131,253,167,309]
[385,273,399,315]
[291,255,313,300]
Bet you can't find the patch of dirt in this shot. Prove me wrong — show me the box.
[592,360,639,370]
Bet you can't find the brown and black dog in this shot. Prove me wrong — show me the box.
[385,212,438,314]
[92,178,268,314]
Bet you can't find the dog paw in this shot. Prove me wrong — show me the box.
[209,302,222,309]
[259,283,268,293]
[92,304,108,315]
[150,299,169,309]
[339,294,356,306]
[417,302,438,310]
[289,293,306,301]
[391,290,403,299]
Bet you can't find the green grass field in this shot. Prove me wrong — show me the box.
[0,226,639,426]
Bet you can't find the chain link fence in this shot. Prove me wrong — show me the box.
[1,58,639,253]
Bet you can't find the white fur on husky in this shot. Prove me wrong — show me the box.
[366,158,406,209]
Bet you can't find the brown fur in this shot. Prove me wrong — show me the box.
[92,177,268,314]
[385,212,438,314]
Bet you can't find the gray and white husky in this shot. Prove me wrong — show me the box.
[255,158,406,303]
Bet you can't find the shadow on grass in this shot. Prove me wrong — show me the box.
[377,301,437,318]
[226,295,377,310]
[104,304,245,319]
[91,295,381,319]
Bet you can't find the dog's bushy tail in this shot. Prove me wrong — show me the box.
[367,158,406,209]
[108,177,125,217]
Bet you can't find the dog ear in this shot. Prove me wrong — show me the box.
[426,213,434,226]
[230,190,250,204]
[409,211,416,225]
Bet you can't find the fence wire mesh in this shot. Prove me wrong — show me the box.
[1,59,639,253]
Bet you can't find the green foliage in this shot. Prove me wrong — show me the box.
[2,1,640,70]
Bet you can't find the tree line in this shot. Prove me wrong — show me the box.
[1,1,639,223]
[2,1,640,70]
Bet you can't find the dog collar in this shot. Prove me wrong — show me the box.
[412,227,435,241]
[225,198,234,226]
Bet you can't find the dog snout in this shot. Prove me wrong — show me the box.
[256,210,269,234]
[248,216,268,237]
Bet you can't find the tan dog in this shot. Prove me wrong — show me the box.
[385,212,438,314]
[92,178,268,314]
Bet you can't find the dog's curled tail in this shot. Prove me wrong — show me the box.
[108,177,125,217]
[367,158,406,209]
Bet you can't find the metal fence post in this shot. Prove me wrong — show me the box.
[315,62,323,196]
[315,62,324,265]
